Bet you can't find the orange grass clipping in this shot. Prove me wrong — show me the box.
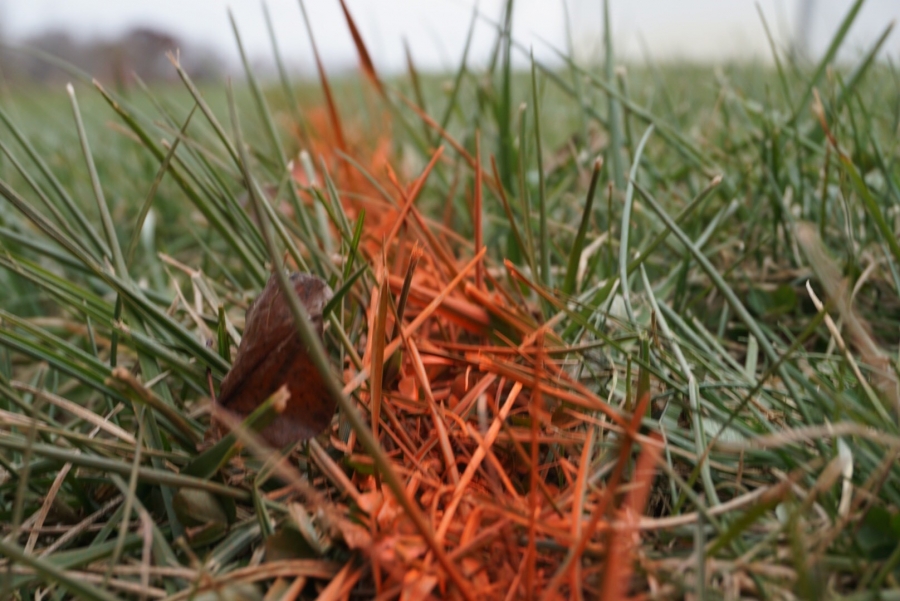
[246,5,667,598]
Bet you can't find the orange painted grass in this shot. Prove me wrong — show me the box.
[264,4,668,597]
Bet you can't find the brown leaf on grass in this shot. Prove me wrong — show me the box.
[215,271,335,447]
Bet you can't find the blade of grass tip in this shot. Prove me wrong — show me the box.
[788,0,865,126]
[603,0,625,190]
[216,304,232,363]
[252,485,275,539]
[632,181,817,438]
[516,104,539,280]
[628,174,721,274]
[616,68,635,157]
[132,75,248,192]
[249,176,311,274]
[475,132,484,290]
[756,4,794,107]
[811,22,894,146]
[836,23,894,114]
[523,36,717,176]
[263,1,305,134]
[183,387,292,480]
[0,139,93,258]
[393,246,421,337]
[640,264,720,505]
[562,0,589,144]
[439,3,479,136]
[530,49,551,289]
[496,0,516,193]
[338,0,385,98]
[382,146,446,252]
[482,0,716,174]
[403,40,435,146]
[563,159,602,295]
[0,104,110,260]
[166,54,242,164]
[322,264,367,321]
[344,209,365,279]
[126,104,196,266]
[230,10,319,250]
[108,367,200,446]
[317,157,354,245]
[293,181,338,273]
[297,0,348,157]
[371,263,390,471]
[618,124,655,325]
[491,155,531,268]
[92,80,267,286]
[303,178,338,271]
[0,179,105,276]
[230,83,475,601]
[812,91,900,266]
[0,538,121,601]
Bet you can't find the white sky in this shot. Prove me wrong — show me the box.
[1,1,898,73]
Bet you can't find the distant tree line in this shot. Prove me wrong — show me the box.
[1,27,225,86]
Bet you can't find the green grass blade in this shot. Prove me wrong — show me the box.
[789,0,865,125]
[125,104,196,266]
[604,0,625,189]
[439,4,479,137]
[0,104,110,259]
[0,538,121,601]
[67,83,127,278]
[617,124,654,324]
[633,180,814,434]
[562,159,602,295]
[530,50,550,288]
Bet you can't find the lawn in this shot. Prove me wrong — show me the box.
[0,1,899,599]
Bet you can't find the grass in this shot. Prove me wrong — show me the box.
[1,0,899,598]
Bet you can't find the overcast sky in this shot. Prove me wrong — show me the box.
[1,1,898,73]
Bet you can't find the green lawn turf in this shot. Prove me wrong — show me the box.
[0,2,899,598]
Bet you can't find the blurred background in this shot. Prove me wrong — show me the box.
[0,0,897,85]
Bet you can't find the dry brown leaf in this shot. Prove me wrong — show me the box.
[216,271,336,446]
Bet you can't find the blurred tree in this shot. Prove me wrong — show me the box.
[1,26,224,86]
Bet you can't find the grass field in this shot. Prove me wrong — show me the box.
[1,1,899,599]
